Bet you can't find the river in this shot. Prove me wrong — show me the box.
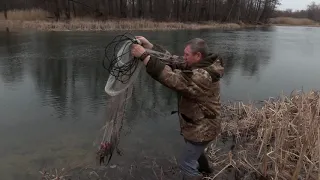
[0,26,319,179]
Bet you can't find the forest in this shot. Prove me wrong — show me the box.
[2,0,280,23]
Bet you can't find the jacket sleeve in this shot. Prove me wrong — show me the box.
[150,44,187,70]
[145,58,206,98]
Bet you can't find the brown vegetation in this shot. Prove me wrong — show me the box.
[207,90,320,179]
[2,19,243,31]
[0,9,247,31]
[270,17,319,26]
[0,9,267,31]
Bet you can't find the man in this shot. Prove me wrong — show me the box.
[131,36,224,180]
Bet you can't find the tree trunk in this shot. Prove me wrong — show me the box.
[4,4,8,20]
[114,0,120,17]
[184,0,188,21]
[237,0,241,21]
[137,0,141,18]
[54,0,60,21]
[180,0,185,21]
[213,0,216,20]
[226,0,236,21]
[65,0,71,20]
[246,0,253,21]
[255,0,263,22]
[120,0,127,18]
[109,0,114,17]
[185,0,190,22]
[72,1,76,17]
[149,0,152,18]
[175,0,179,21]
[132,0,135,18]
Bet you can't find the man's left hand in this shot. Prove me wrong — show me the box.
[131,44,146,59]
[135,36,153,49]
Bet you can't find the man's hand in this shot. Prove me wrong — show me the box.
[131,44,146,58]
[131,44,151,65]
[135,36,153,49]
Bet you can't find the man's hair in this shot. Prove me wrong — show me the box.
[186,38,209,58]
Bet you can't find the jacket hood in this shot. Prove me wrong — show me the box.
[190,53,224,82]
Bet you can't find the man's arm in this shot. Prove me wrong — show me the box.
[150,44,187,70]
[131,44,207,97]
[143,55,207,98]
[135,36,187,70]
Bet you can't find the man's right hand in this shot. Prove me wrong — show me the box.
[135,36,153,49]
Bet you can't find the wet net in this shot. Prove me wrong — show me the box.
[97,33,184,165]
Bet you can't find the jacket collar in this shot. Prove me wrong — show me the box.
[189,53,219,69]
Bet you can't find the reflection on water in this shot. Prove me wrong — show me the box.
[0,26,320,179]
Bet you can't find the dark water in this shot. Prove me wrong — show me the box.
[0,26,320,179]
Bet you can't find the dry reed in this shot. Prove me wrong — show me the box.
[1,19,241,31]
[270,17,319,26]
[0,9,244,31]
[0,9,262,31]
[208,90,320,179]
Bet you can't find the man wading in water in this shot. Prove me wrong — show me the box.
[131,36,224,180]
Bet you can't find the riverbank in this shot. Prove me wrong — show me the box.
[0,19,263,32]
[0,9,266,32]
[2,9,320,32]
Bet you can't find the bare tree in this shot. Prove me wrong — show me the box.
[4,3,8,20]
[4,0,281,23]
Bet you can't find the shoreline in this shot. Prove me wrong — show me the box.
[0,19,267,32]
[272,23,320,27]
[2,19,319,33]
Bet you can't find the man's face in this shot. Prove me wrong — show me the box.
[183,45,201,66]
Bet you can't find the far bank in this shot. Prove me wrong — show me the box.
[0,19,267,32]
[0,9,268,32]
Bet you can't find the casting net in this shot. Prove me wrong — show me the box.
[97,33,184,165]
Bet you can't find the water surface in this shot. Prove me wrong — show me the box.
[0,26,320,179]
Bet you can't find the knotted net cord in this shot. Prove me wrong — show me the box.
[98,33,184,165]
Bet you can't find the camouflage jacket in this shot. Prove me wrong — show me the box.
[145,44,224,143]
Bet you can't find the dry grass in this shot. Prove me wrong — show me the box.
[0,9,245,31]
[0,9,266,31]
[270,17,320,26]
[1,19,241,31]
[207,90,320,180]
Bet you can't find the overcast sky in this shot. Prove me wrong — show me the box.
[278,0,320,10]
